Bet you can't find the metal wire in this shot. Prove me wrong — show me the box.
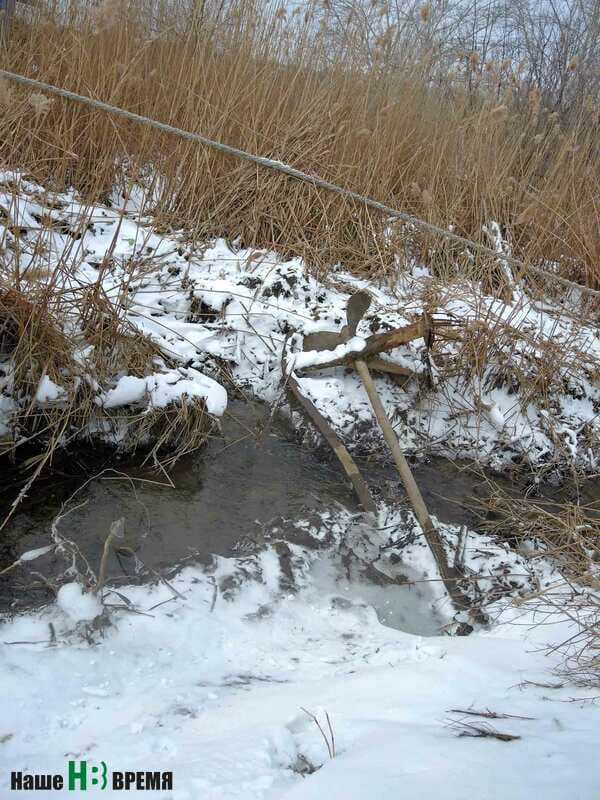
[1,67,598,299]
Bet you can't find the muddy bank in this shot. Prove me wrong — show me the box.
[1,400,598,613]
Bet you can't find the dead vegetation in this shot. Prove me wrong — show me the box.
[0,0,599,288]
[445,717,521,742]
[480,490,600,688]
[0,232,217,525]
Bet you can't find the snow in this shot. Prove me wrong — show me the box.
[102,375,148,408]
[102,370,227,416]
[1,172,600,798]
[192,279,234,311]
[1,170,600,472]
[290,336,366,371]
[34,375,66,404]
[55,582,103,622]
[147,368,228,415]
[1,534,598,799]
[487,403,506,431]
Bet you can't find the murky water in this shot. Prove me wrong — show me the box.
[0,402,355,610]
[1,400,597,615]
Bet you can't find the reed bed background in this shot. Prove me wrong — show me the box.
[0,0,599,287]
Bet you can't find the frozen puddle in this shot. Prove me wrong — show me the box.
[309,558,444,637]
[331,581,443,636]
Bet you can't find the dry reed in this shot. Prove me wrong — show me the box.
[0,0,598,288]
[480,490,600,687]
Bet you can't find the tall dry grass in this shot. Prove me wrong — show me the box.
[481,492,600,687]
[0,0,598,287]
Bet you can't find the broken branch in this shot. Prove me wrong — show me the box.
[286,370,376,513]
[299,317,431,373]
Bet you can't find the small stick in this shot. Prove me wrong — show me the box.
[301,707,335,760]
[325,712,336,758]
[95,518,125,594]
[448,708,535,720]
[515,680,565,690]
[446,719,521,741]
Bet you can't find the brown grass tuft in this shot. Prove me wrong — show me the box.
[123,397,215,468]
[480,491,600,687]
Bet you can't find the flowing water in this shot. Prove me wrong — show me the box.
[1,401,597,618]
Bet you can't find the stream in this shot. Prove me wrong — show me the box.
[1,400,598,617]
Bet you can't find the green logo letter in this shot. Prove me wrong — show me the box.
[68,760,87,791]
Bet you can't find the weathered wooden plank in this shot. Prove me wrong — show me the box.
[286,372,376,513]
[299,316,431,374]
[354,358,480,619]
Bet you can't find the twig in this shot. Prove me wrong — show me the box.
[448,708,535,720]
[446,718,521,741]
[301,707,336,760]
[325,712,336,758]
[95,518,125,595]
[514,680,565,690]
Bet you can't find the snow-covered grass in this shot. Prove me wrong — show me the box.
[1,505,599,799]
[3,171,599,482]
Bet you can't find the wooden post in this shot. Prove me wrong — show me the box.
[354,358,475,614]
[287,372,376,513]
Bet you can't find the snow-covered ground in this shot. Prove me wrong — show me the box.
[1,174,600,798]
[1,172,600,471]
[1,509,599,799]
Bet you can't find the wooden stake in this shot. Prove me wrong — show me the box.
[287,372,376,513]
[354,358,473,613]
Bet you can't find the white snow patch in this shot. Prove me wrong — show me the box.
[1,172,599,471]
[102,370,227,416]
[35,375,66,404]
[291,336,366,371]
[103,375,148,408]
[1,553,598,799]
[56,582,103,622]
[147,368,227,415]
